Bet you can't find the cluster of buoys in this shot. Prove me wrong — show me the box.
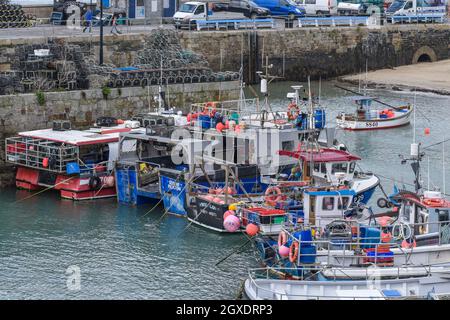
[222,203,259,235]
[187,102,245,134]
[202,194,225,204]
[379,109,395,119]
[208,186,237,195]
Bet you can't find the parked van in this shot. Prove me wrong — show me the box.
[253,0,306,19]
[173,1,212,29]
[295,0,337,15]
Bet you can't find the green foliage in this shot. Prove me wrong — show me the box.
[102,86,112,99]
[36,91,45,106]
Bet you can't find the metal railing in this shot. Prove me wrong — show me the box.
[245,265,443,300]
[5,136,78,173]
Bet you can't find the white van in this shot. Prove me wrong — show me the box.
[295,0,338,15]
[173,1,209,29]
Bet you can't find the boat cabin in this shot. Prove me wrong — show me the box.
[302,188,356,228]
[395,190,450,245]
[5,125,126,199]
[279,148,361,185]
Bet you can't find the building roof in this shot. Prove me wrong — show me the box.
[278,148,361,163]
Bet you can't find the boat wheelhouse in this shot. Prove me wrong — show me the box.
[5,125,129,200]
[278,147,380,205]
[336,96,412,131]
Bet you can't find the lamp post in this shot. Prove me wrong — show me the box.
[99,0,104,65]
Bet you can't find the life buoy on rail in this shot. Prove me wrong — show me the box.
[278,231,288,248]
[289,241,299,263]
[287,103,300,121]
[89,176,102,191]
[202,102,217,117]
[265,186,283,205]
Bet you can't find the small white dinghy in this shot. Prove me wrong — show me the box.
[336,96,413,131]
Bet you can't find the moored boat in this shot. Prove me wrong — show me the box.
[336,96,413,131]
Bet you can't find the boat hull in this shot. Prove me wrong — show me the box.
[244,269,450,300]
[336,108,412,131]
[15,167,116,200]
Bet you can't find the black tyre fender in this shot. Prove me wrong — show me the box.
[89,176,101,191]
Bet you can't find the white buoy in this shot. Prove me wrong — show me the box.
[260,78,268,94]
[411,143,419,158]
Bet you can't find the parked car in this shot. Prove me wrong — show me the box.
[214,0,271,19]
[253,0,306,19]
[295,0,338,16]
[173,1,211,29]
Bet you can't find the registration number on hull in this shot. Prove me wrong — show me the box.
[365,122,379,128]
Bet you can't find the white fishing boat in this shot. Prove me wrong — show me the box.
[336,96,413,131]
[244,266,450,300]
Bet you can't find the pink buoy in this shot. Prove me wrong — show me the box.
[223,210,235,220]
[279,245,290,257]
[208,188,216,194]
[223,215,240,232]
[246,223,259,236]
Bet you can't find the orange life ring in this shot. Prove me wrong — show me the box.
[265,186,283,204]
[287,103,300,120]
[202,102,217,117]
[278,231,287,248]
[289,241,299,263]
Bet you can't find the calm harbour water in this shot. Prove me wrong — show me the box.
[1,80,449,299]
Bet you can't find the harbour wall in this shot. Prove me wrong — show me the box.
[0,82,239,187]
[2,24,449,83]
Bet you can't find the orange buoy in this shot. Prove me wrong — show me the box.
[116,119,125,124]
[425,127,430,135]
[246,223,259,236]
[216,122,225,132]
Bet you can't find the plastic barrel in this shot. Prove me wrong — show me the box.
[314,109,326,129]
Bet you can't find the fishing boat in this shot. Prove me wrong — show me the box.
[277,146,380,206]
[336,96,413,131]
[244,265,450,300]
[5,120,132,200]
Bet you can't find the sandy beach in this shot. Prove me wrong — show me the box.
[340,59,450,95]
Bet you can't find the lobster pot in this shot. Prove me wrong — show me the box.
[242,208,287,235]
[314,109,326,129]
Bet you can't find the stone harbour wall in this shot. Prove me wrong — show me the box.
[0,81,239,187]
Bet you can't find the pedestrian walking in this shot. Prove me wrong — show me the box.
[82,9,93,33]
[111,14,122,35]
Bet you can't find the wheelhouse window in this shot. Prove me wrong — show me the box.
[338,197,350,210]
[438,209,450,225]
[349,162,356,173]
[331,162,348,174]
[282,140,294,151]
[322,197,335,211]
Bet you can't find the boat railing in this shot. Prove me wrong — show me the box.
[5,136,78,173]
[276,219,450,267]
[246,265,436,300]
[190,98,259,116]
